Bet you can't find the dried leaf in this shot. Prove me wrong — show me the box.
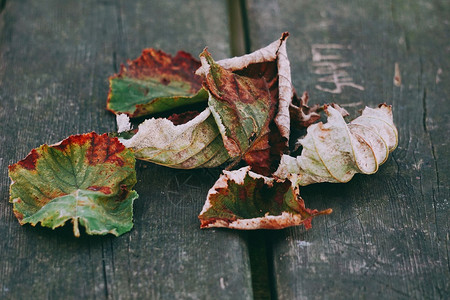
[289,91,322,128]
[198,33,293,175]
[199,166,332,229]
[116,114,132,133]
[107,49,208,118]
[119,108,230,169]
[275,104,398,185]
[200,50,272,166]
[8,133,138,237]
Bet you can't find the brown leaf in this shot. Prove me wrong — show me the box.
[198,32,293,175]
[289,91,322,128]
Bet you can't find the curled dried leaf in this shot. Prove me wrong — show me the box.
[200,49,272,166]
[275,104,398,185]
[198,33,293,175]
[197,32,292,144]
[199,166,332,230]
[119,108,230,169]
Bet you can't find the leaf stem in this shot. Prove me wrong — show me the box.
[73,218,80,237]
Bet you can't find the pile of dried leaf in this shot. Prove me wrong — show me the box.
[8,33,398,236]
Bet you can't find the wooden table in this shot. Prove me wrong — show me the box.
[1,1,448,299]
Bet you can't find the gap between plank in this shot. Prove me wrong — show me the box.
[227,0,251,56]
[248,231,276,299]
[0,0,6,13]
[228,1,275,298]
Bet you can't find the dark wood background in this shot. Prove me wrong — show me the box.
[0,0,448,299]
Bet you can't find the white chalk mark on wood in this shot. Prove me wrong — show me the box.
[220,277,226,290]
[311,44,350,61]
[340,101,364,108]
[436,68,442,84]
[312,44,364,94]
[413,159,423,170]
[297,240,312,247]
[312,61,352,74]
[394,62,401,87]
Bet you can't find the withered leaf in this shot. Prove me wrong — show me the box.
[199,167,332,229]
[8,132,138,237]
[275,104,398,185]
[119,108,230,169]
[198,33,293,175]
[200,49,272,169]
[107,49,208,118]
[289,91,322,128]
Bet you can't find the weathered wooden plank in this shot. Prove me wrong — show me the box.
[246,0,449,298]
[0,1,253,299]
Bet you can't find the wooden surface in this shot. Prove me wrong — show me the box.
[0,1,252,299]
[247,0,449,299]
[0,0,448,299]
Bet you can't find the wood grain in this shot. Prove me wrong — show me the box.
[1,1,448,299]
[246,0,449,299]
[0,1,253,299]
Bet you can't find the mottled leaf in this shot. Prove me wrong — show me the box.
[107,49,208,118]
[199,166,332,229]
[275,104,398,185]
[8,132,138,237]
[197,34,292,175]
[200,49,272,167]
[119,108,230,169]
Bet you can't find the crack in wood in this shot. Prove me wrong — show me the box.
[422,88,428,133]
[446,232,450,274]
[372,277,412,298]
[0,0,6,14]
[248,231,276,300]
[421,86,442,266]
[227,0,250,57]
[101,242,110,299]
[391,153,401,178]
[110,239,116,292]
[226,2,275,298]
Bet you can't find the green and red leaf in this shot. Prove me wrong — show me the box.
[199,167,332,229]
[107,49,208,118]
[198,33,293,176]
[200,49,273,162]
[8,132,138,237]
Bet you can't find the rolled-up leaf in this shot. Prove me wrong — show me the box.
[199,166,332,229]
[196,32,292,142]
[198,33,293,175]
[8,133,138,237]
[200,49,272,159]
[274,104,398,185]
